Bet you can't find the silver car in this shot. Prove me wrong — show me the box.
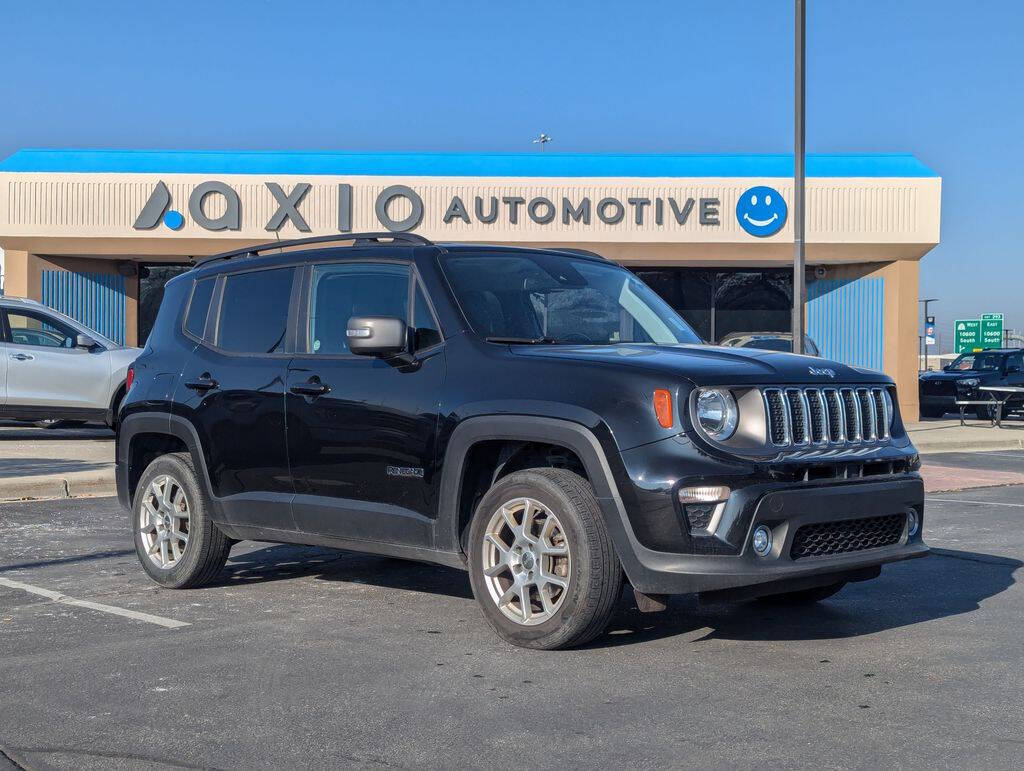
[0,297,138,428]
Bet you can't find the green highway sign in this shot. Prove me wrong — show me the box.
[954,319,982,353]
[981,313,1004,348]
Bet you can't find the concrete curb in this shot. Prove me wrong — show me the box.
[0,471,115,502]
[916,437,1024,454]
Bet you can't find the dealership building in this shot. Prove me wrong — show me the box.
[0,149,940,416]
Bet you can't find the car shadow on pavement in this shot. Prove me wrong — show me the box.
[218,544,1019,649]
[593,548,1021,647]
[219,543,475,599]
[0,458,112,478]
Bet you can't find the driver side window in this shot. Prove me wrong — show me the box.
[4,309,79,348]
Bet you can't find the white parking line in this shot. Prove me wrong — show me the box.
[0,577,190,629]
[926,498,1024,508]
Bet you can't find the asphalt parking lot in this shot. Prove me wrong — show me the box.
[2,467,1023,770]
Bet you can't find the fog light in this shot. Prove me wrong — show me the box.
[907,509,920,537]
[752,525,772,556]
[677,485,730,505]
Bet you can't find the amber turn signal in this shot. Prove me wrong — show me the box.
[653,389,673,429]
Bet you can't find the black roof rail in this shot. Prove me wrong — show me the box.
[195,232,433,266]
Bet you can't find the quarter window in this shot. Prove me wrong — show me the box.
[184,277,216,340]
[4,309,79,348]
[217,268,294,354]
[307,263,409,355]
[413,284,442,350]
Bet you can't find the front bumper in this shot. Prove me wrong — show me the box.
[607,476,927,596]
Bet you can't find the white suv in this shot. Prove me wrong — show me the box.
[0,297,138,428]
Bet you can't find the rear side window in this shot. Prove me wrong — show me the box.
[217,268,294,354]
[184,278,216,340]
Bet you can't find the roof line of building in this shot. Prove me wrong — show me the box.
[0,149,938,179]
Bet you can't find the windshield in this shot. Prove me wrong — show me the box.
[440,252,701,345]
[949,352,1002,371]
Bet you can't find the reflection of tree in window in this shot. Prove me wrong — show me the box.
[713,271,791,342]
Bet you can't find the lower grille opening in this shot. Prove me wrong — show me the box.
[684,503,716,533]
[790,513,906,559]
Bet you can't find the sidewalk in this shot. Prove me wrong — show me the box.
[906,417,1024,454]
[0,424,115,501]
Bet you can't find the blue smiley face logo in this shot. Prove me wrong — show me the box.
[736,186,787,237]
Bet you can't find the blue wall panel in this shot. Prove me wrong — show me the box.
[40,270,126,345]
[807,276,885,372]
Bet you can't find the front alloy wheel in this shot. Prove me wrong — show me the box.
[481,497,571,626]
[467,468,622,649]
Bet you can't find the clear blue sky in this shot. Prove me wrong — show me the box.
[1,0,1021,348]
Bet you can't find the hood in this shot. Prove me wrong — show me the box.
[510,343,889,386]
[920,369,991,382]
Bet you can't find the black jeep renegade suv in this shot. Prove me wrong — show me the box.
[117,233,927,649]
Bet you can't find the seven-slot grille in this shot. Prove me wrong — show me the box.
[763,387,891,447]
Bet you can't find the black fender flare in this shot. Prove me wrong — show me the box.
[435,415,652,585]
[116,412,214,509]
[106,381,127,426]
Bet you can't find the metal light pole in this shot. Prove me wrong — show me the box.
[919,298,938,371]
[533,133,552,151]
[792,0,806,354]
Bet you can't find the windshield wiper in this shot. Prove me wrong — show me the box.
[484,336,556,344]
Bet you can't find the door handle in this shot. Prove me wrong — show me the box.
[290,379,331,397]
[185,374,219,392]
[9,353,34,361]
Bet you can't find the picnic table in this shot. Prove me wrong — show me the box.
[979,386,1024,428]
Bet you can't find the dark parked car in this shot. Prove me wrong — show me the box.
[718,331,820,356]
[918,349,1024,418]
[117,234,926,650]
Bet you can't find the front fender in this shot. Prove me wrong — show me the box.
[435,414,660,589]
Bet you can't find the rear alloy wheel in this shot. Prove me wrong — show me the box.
[468,468,622,650]
[132,452,231,588]
[138,474,192,570]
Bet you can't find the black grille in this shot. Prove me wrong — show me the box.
[685,504,715,532]
[857,389,876,440]
[825,389,844,441]
[766,390,788,444]
[842,389,861,439]
[807,389,827,443]
[790,514,906,560]
[874,391,888,437]
[786,389,808,444]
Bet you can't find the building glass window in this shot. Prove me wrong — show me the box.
[632,267,793,344]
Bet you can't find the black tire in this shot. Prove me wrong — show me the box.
[975,404,995,421]
[757,581,847,605]
[132,452,231,588]
[467,468,623,650]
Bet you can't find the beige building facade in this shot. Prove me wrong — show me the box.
[0,150,940,417]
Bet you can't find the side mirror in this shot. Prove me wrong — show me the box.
[347,316,408,357]
[75,333,98,350]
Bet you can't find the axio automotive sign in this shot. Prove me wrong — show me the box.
[134,179,786,236]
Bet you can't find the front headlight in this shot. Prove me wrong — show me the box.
[960,378,980,387]
[695,388,738,440]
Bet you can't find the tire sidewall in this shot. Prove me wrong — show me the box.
[467,471,600,648]
[132,453,213,588]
